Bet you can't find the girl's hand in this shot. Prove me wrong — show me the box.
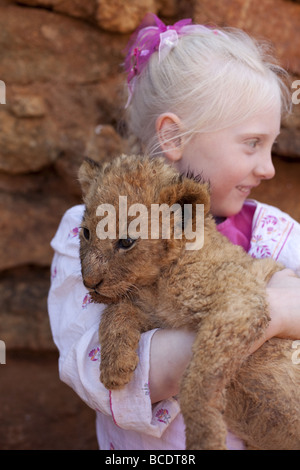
[250,268,300,353]
[266,268,300,339]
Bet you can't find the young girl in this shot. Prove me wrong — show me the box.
[48,14,300,450]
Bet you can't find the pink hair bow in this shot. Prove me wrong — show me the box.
[124,13,225,107]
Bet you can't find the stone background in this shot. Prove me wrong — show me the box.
[0,0,299,450]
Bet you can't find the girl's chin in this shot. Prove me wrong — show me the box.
[212,199,246,218]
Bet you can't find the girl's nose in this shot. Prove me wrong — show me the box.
[254,152,276,180]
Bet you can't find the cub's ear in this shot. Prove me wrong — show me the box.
[158,177,210,251]
[78,157,102,197]
[159,177,211,215]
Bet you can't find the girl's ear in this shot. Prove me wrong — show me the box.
[155,113,184,162]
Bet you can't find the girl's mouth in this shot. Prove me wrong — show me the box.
[236,185,252,195]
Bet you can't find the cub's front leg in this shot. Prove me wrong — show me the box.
[99,302,144,390]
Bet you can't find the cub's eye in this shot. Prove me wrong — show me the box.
[83,227,90,241]
[117,238,136,250]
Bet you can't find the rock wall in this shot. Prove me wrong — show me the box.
[0,0,299,351]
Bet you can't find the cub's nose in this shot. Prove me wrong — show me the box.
[83,278,103,291]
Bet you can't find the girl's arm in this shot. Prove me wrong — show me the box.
[250,268,300,351]
[149,268,300,403]
[149,328,195,404]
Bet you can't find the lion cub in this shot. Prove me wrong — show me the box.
[78,154,300,450]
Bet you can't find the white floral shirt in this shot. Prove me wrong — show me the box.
[248,201,300,275]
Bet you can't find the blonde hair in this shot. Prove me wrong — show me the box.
[125,27,291,156]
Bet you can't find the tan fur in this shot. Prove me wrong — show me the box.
[78,154,300,450]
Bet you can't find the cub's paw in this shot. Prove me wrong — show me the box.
[100,353,139,390]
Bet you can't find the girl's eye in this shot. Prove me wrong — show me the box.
[247,139,260,149]
[83,227,90,241]
[117,238,136,250]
